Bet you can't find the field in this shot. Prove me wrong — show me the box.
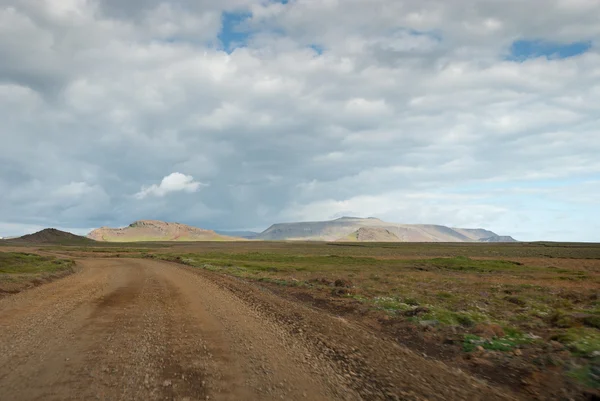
[1,240,599,399]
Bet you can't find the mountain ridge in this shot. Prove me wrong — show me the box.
[257,217,516,242]
[85,218,516,243]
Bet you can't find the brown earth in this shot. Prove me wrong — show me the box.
[0,257,516,401]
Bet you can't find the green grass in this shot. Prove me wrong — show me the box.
[47,246,161,253]
[0,252,75,274]
[568,359,600,389]
[420,308,488,327]
[463,332,535,352]
[146,253,532,274]
[412,256,527,272]
[551,328,600,357]
[372,296,414,313]
[142,250,599,334]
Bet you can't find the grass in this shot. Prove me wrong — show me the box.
[568,359,600,389]
[463,332,535,352]
[412,256,526,272]
[48,246,162,253]
[551,328,600,357]
[141,249,599,346]
[0,252,75,274]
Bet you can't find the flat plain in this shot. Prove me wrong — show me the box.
[0,240,598,400]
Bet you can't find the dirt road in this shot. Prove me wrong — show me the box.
[0,258,516,401]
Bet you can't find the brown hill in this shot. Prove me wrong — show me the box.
[88,220,241,242]
[8,228,96,245]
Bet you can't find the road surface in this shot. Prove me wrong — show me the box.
[0,258,514,400]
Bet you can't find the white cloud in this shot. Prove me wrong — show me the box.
[0,0,599,240]
[135,172,207,199]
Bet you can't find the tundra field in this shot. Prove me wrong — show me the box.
[0,240,598,400]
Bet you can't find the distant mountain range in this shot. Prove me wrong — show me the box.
[87,220,240,242]
[214,230,260,239]
[3,217,516,244]
[256,217,517,242]
[89,217,517,243]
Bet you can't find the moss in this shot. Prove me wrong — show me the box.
[551,328,600,356]
[583,315,600,329]
[436,291,454,299]
[421,308,488,327]
[372,296,412,313]
[548,309,576,328]
[404,297,420,306]
[463,331,534,353]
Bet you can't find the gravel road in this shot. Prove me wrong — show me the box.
[0,258,517,401]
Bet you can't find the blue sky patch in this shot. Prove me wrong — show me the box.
[218,12,252,53]
[508,39,591,61]
[409,28,443,42]
[309,44,324,55]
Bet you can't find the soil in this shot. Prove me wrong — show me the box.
[0,257,516,401]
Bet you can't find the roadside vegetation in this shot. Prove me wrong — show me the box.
[0,252,75,274]
[140,243,599,396]
[0,252,76,295]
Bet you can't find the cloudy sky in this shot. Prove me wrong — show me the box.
[1,0,599,241]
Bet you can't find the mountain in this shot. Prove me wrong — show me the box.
[451,228,498,241]
[343,227,401,242]
[88,220,242,242]
[478,235,518,243]
[257,217,517,242]
[7,228,96,245]
[214,230,259,239]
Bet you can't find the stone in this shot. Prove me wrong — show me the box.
[419,320,440,328]
[334,279,353,288]
[404,306,430,317]
[471,358,494,367]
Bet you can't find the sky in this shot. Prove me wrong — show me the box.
[0,0,599,241]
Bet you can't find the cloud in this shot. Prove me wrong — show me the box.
[0,0,599,241]
[135,173,207,199]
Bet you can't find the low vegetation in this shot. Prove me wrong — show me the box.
[0,252,76,295]
[0,252,75,274]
